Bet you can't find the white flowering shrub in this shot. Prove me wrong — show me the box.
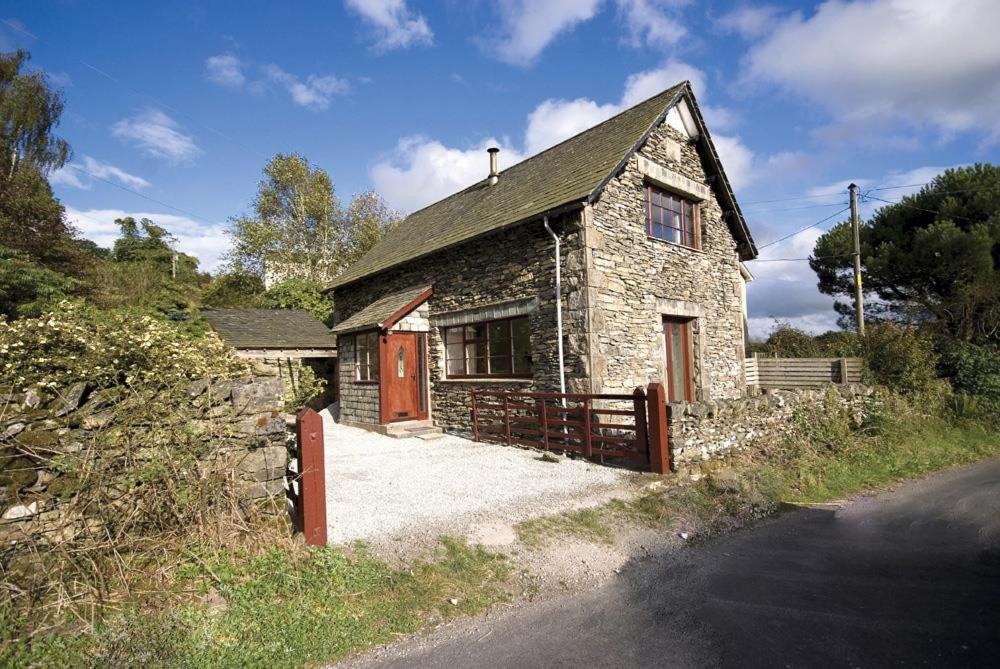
[0,301,249,391]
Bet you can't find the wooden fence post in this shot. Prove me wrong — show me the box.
[646,382,670,474]
[582,397,592,458]
[838,357,848,384]
[297,407,327,546]
[538,397,549,451]
[633,387,648,466]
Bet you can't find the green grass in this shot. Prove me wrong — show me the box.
[515,406,1000,550]
[2,538,510,668]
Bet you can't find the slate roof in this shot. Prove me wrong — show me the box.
[331,285,431,334]
[328,82,755,291]
[202,309,337,349]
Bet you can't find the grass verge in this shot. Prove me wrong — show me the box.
[2,538,510,668]
[516,397,1000,549]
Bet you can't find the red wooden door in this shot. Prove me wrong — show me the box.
[663,317,694,402]
[380,332,427,423]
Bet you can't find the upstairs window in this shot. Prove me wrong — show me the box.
[355,331,379,381]
[444,316,532,378]
[646,184,699,249]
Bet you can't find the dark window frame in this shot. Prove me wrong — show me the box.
[444,316,532,379]
[354,330,380,383]
[645,183,700,249]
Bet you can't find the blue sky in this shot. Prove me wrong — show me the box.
[5,0,999,337]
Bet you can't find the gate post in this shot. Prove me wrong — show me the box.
[297,407,327,546]
[646,382,670,474]
[633,387,648,466]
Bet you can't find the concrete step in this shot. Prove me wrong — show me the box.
[383,420,444,440]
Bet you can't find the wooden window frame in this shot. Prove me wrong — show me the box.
[354,330,380,383]
[444,316,532,379]
[645,184,701,250]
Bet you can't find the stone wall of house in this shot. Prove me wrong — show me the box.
[667,385,875,478]
[333,211,586,433]
[588,121,747,400]
[336,335,380,425]
[1,377,291,541]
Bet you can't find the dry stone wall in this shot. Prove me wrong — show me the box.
[1,376,291,539]
[667,384,875,477]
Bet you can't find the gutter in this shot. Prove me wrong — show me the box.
[543,216,567,403]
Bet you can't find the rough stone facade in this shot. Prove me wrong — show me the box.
[333,212,586,432]
[332,112,750,434]
[587,123,747,399]
[668,385,875,478]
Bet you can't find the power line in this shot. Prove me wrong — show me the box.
[3,18,268,162]
[865,195,975,222]
[742,191,847,205]
[746,253,852,263]
[756,206,851,250]
[743,201,849,214]
[64,163,217,224]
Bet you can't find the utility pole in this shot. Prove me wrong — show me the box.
[849,183,865,335]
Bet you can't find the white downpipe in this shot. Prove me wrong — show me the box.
[543,216,567,408]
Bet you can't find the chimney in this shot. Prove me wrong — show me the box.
[487,147,499,185]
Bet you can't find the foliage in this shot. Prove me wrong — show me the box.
[810,164,1000,343]
[259,277,333,324]
[860,323,941,396]
[751,323,861,358]
[938,341,1000,416]
[284,361,327,411]
[226,153,397,284]
[0,301,247,392]
[0,245,75,318]
[0,50,70,176]
[202,271,265,309]
[3,538,509,668]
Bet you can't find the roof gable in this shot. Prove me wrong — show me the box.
[329,82,755,290]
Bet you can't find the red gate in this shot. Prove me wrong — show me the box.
[470,383,670,473]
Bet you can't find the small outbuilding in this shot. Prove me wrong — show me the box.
[202,309,338,407]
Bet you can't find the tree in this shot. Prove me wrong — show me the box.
[810,164,1000,344]
[0,245,75,319]
[202,271,265,309]
[0,50,70,177]
[226,154,397,284]
[259,278,333,324]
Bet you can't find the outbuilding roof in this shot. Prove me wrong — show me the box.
[202,309,337,350]
[331,285,432,334]
[327,82,755,291]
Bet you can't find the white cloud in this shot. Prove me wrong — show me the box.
[262,65,350,111]
[47,71,73,87]
[64,206,230,272]
[490,0,603,67]
[371,136,527,213]
[344,0,433,51]
[205,53,245,87]
[112,110,200,162]
[716,4,781,39]
[50,156,151,191]
[741,0,1000,142]
[617,0,687,48]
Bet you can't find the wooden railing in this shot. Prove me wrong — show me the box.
[470,385,670,472]
[745,356,863,389]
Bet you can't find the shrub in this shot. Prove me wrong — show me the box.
[0,300,248,392]
[938,341,1000,415]
[861,323,940,396]
[259,278,333,325]
[0,246,76,319]
[753,323,821,357]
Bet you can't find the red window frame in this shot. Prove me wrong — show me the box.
[646,184,700,249]
[444,316,532,379]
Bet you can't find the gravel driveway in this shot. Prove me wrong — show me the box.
[320,409,634,545]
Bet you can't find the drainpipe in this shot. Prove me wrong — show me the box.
[543,216,567,404]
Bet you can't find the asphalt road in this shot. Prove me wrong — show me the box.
[350,458,1000,668]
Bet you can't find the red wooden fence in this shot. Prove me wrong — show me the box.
[471,383,669,473]
[295,407,327,545]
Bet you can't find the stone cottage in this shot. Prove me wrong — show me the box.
[327,82,757,435]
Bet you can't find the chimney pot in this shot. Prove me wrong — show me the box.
[487,147,499,185]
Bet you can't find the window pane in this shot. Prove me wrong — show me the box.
[445,327,462,345]
[511,318,532,374]
[368,333,380,378]
[465,341,485,374]
[447,357,464,376]
[446,342,464,361]
[489,356,511,375]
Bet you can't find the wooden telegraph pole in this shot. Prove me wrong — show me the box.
[848,183,865,335]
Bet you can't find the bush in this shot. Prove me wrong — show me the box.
[259,278,333,325]
[752,323,822,357]
[202,272,265,308]
[861,323,940,396]
[938,341,1000,415]
[0,301,248,392]
[0,246,76,319]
